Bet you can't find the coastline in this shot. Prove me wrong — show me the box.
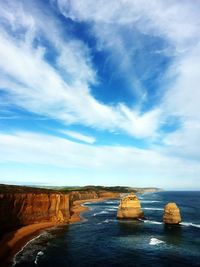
[0,222,59,267]
[69,197,115,223]
[0,197,118,267]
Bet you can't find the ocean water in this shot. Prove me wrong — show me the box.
[13,191,200,267]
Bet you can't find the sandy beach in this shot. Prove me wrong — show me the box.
[69,197,113,223]
[0,222,59,267]
[0,197,116,267]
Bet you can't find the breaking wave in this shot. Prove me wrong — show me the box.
[142,219,163,225]
[141,201,161,203]
[142,207,163,211]
[103,219,116,223]
[34,251,44,265]
[106,201,117,204]
[149,237,165,246]
[12,232,46,266]
[93,211,109,216]
[180,222,200,229]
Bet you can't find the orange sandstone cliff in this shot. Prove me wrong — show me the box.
[0,185,119,266]
[0,192,70,236]
[68,190,119,222]
[0,185,119,237]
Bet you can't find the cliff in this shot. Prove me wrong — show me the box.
[117,193,144,219]
[0,184,119,237]
[0,192,70,236]
[69,190,119,222]
[58,185,162,194]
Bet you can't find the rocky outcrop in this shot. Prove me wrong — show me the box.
[163,202,181,224]
[117,193,144,219]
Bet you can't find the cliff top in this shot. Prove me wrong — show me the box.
[0,184,162,194]
[60,185,162,193]
[0,184,62,194]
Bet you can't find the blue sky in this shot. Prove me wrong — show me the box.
[0,0,200,189]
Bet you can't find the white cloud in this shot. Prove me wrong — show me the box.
[161,43,200,160]
[0,0,161,139]
[0,0,200,175]
[56,0,200,161]
[56,0,200,47]
[163,120,200,160]
[61,130,96,144]
[0,131,199,188]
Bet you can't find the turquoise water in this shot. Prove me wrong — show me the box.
[13,192,200,267]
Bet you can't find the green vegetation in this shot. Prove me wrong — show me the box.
[0,184,161,194]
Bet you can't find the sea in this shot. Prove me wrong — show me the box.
[13,191,200,267]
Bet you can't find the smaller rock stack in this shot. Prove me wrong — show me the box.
[117,193,144,219]
[163,202,181,224]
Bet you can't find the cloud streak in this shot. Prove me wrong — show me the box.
[0,131,199,188]
[0,0,200,187]
[57,0,200,159]
[61,130,96,144]
[0,0,161,139]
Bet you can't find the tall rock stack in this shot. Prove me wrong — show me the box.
[117,193,144,219]
[163,202,181,224]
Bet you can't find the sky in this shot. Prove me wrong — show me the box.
[0,0,200,190]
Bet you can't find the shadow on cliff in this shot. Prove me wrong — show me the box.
[0,229,19,267]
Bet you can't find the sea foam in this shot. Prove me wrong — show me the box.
[34,251,44,265]
[142,219,163,225]
[107,208,118,211]
[140,200,161,203]
[12,232,46,266]
[93,210,109,216]
[180,222,200,229]
[103,219,116,223]
[106,201,117,204]
[149,237,165,245]
[143,207,163,211]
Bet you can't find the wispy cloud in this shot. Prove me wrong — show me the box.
[0,0,161,139]
[0,131,199,188]
[61,130,96,144]
[55,0,200,161]
[0,0,200,187]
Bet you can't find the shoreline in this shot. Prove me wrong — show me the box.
[0,197,118,267]
[0,222,59,267]
[69,197,115,223]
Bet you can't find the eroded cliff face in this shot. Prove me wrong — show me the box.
[69,190,119,204]
[0,193,70,236]
[0,186,119,236]
[69,190,119,221]
[69,191,98,204]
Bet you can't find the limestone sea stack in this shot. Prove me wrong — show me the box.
[163,202,181,224]
[117,193,144,219]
